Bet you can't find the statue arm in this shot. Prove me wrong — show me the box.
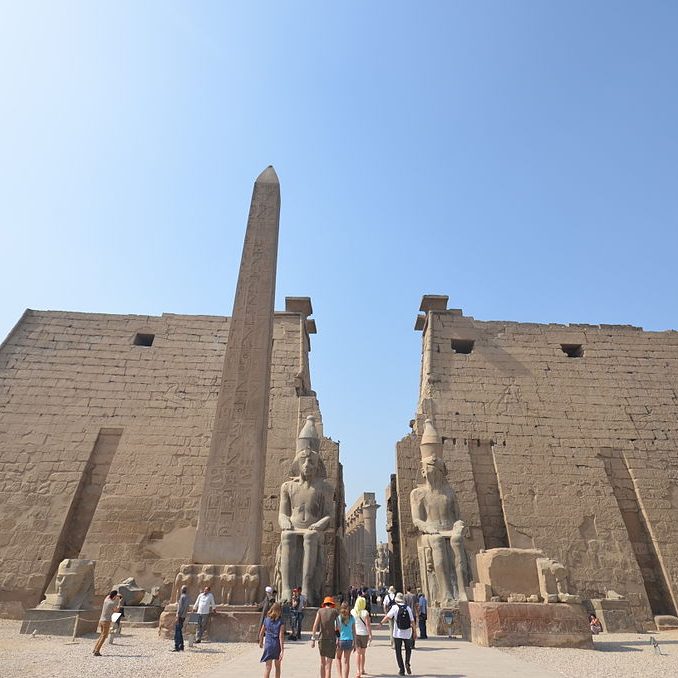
[309,515,330,531]
[410,490,437,534]
[309,484,333,531]
[278,483,293,530]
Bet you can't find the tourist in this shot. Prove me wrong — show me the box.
[335,601,356,678]
[589,613,603,635]
[351,595,372,678]
[380,592,416,676]
[290,587,306,640]
[311,596,339,678]
[93,590,120,656]
[192,585,216,643]
[382,585,397,647]
[404,586,418,648]
[417,592,428,639]
[259,601,285,678]
[172,585,189,652]
[260,585,276,626]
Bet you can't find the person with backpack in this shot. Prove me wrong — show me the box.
[382,585,397,647]
[379,592,416,676]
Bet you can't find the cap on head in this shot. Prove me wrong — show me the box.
[388,586,396,594]
[322,596,335,607]
[265,586,273,594]
[395,592,405,604]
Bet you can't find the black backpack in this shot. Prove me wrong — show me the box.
[384,594,395,612]
[396,604,410,630]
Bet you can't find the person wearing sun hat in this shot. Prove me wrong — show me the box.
[380,592,416,676]
[311,596,339,677]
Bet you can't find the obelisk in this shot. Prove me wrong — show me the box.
[192,166,280,564]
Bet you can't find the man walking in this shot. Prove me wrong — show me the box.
[172,585,189,651]
[192,585,216,643]
[380,592,416,676]
[417,592,428,639]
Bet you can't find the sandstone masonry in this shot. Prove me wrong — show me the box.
[393,295,678,627]
[0,303,343,616]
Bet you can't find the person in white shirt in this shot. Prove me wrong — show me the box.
[379,592,416,676]
[193,586,216,643]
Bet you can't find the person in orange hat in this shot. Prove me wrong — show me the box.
[311,596,339,678]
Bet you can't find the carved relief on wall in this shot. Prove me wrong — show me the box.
[170,564,265,606]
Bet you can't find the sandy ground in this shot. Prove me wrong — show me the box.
[0,619,249,678]
[4,619,678,678]
[500,630,678,678]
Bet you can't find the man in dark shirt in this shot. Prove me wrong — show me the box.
[173,585,189,652]
[404,586,418,649]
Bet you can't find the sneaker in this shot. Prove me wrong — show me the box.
[194,639,201,644]
[398,671,405,676]
[93,652,102,657]
[406,665,412,675]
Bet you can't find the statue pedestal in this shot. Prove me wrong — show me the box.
[426,605,462,637]
[459,601,593,648]
[590,598,636,633]
[122,605,162,626]
[20,608,99,637]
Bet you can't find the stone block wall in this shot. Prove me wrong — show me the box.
[0,308,342,615]
[395,306,678,625]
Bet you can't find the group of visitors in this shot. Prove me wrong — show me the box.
[91,580,424,677]
[258,585,422,678]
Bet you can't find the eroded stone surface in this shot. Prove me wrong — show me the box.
[460,600,593,648]
[37,559,95,611]
[278,416,334,605]
[410,420,470,605]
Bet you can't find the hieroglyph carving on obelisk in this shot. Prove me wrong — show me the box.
[192,166,280,565]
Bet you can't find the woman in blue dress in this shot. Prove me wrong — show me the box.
[258,601,285,678]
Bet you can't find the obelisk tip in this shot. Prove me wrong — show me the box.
[255,165,279,184]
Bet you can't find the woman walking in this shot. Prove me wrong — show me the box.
[312,596,340,678]
[351,596,372,678]
[335,601,356,678]
[259,602,285,678]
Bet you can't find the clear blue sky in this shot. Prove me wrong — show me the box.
[2,2,677,541]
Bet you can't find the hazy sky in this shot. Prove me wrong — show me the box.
[1,2,677,540]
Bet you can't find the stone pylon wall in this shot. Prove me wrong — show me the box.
[0,308,342,616]
[395,301,678,626]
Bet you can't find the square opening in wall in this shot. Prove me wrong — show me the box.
[133,333,155,347]
[451,339,474,354]
[560,343,583,358]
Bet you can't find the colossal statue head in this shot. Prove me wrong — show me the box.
[291,416,327,479]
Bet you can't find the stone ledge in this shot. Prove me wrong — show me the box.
[460,601,593,648]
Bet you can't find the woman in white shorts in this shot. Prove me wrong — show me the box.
[351,596,372,678]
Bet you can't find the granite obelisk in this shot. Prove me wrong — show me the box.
[192,166,280,564]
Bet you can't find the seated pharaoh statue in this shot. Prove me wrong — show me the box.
[278,415,334,606]
[409,419,469,604]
